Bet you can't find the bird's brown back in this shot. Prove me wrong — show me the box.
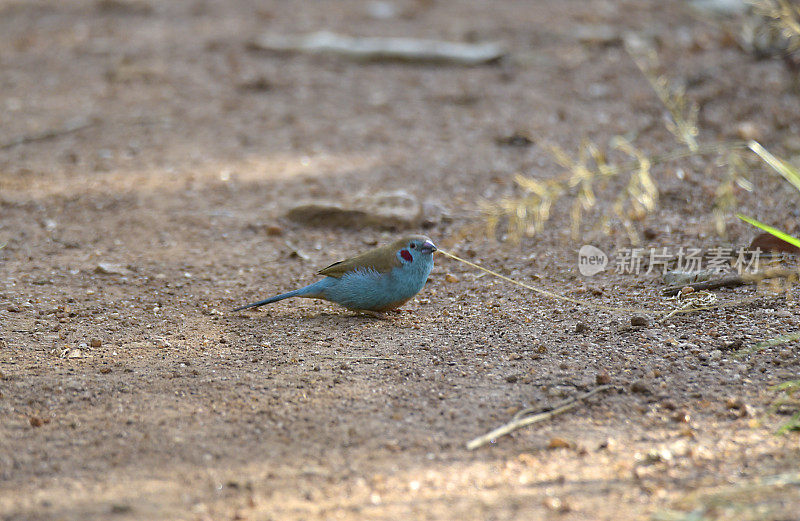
[317,235,431,278]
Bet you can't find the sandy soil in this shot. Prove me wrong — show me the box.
[1,1,799,520]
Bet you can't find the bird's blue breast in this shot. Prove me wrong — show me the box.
[318,256,433,311]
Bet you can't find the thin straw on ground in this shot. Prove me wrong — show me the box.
[466,385,614,450]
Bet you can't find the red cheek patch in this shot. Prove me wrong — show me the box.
[400,249,413,262]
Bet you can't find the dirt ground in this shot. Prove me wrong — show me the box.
[2,1,800,520]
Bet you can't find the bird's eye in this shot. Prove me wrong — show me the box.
[410,243,416,249]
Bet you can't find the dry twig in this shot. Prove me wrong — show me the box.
[466,385,614,450]
[0,117,95,150]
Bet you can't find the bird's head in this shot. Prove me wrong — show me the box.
[395,235,437,265]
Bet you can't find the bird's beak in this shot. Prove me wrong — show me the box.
[420,240,437,254]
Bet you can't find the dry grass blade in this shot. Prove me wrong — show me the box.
[662,291,718,320]
[748,140,800,193]
[751,0,800,51]
[626,45,699,151]
[466,385,614,450]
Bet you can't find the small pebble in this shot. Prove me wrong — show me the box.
[725,397,744,410]
[596,371,611,385]
[575,322,588,333]
[630,379,651,394]
[736,121,762,141]
[672,410,691,423]
[680,286,695,295]
[95,263,131,275]
[722,339,744,351]
[90,338,102,348]
[547,437,572,449]
[505,374,518,383]
[631,315,649,327]
[266,225,284,236]
[542,496,570,512]
[445,273,459,283]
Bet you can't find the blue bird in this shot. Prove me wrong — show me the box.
[233,235,437,313]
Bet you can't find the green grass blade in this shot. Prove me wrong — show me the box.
[749,140,800,194]
[776,412,800,436]
[736,214,800,249]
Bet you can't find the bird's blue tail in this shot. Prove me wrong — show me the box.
[231,279,331,312]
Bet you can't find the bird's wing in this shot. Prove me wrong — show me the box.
[318,242,402,278]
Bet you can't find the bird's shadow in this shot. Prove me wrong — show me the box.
[230,307,409,325]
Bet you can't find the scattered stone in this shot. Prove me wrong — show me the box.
[542,496,570,512]
[630,379,651,394]
[596,371,611,385]
[736,121,762,141]
[672,410,691,423]
[237,76,273,92]
[29,416,46,427]
[644,447,673,463]
[505,374,518,383]
[574,24,621,46]
[547,437,573,449]
[95,263,132,276]
[574,322,588,333]
[286,190,422,230]
[495,131,534,147]
[420,199,449,227]
[722,338,744,351]
[109,503,133,514]
[67,348,83,359]
[630,315,649,327]
[709,349,722,361]
[680,286,695,295]
[597,438,615,451]
[663,270,715,286]
[366,1,398,20]
[6,305,20,313]
[90,338,102,348]
[445,273,459,283]
[725,397,744,410]
[266,225,284,236]
[725,397,754,418]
